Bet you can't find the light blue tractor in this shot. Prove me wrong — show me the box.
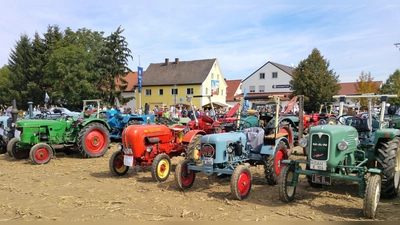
[174,95,295,200]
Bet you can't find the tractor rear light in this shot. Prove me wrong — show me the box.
[298,138,308,148]
[337,141,348,151]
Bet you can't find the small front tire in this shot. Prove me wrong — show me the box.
[278,164,296,203]
[230,165,252,200]
[29,143,53,165]
[151,154,171,182]
[363,174,381,219]
[109,151,129,176]
[174,159,196,190]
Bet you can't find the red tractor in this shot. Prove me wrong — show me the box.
[109,124,206,182]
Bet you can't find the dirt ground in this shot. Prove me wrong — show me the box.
[0,143,399,222]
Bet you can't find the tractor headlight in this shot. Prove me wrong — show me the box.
[118,144,123,151]
[146,146,152,153]
[298,138,308,148]
[227,144,234,154]
[337,141,348,151]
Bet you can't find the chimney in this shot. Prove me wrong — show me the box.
[165,58,169,66]
[175,58,179,64]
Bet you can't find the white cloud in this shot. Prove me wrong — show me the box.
[0,1,399,84]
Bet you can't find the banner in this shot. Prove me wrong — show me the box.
[242,88,249,115]
[138,66,143,93]
[283,96,298,114]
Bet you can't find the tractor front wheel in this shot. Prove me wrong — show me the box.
[78,122,110,158]
[8,138,28,159]
[109,151,129,176]
[174,159,196,190]
[151,154,171,182]
[29,143,53,165]
[230,165,252,200]
[278,164,296,202]
[377,137,400,198]
[264,141,288,185]
[363,174,381,219]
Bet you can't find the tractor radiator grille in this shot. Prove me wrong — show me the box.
[200,143,216,159]
[310,133,329,160]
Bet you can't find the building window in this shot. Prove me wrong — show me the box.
[259,73,265,79]
[145,89,152,96]
[217,74,219,80]
[211,73,214,79]
[259,85,265,92]
[158,89,163,95]
[221,89,224,96]
[249,86,255,93]
[171,88,178,95]
[187,88,194,95]
[206,88,208,95]
[272,72,278,78]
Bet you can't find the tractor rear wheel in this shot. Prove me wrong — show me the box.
[8,138,28,159]
[363,174,381,219]
[174,159,196,190]
[29,143,53,165]
[230,165,252,200]
[186,134,202,162]
[78,122,110,158]
[109,151,129,176]
[151,153,171,182]
[264,141,288,185]
[278,164,296,202]
[376,137,400,198]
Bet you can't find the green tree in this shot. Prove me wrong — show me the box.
[289,48,341,113]
[98,26,133,106]
[0,65,19,107]
[379,69,400,106]
[355,71,379,109]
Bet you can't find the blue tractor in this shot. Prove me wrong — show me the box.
[106,109,155,140]
[174,95,295,200]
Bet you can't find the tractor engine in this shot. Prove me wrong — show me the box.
[200,132,248,165]
[299,124,360,171]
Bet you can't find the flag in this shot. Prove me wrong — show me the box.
[137,66,143,93]
[242,88,249,115]
[283,96,298,114]
[44,92,50,103]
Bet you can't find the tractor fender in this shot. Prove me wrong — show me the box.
[373,129,400,147]
[81,119,111,130]
[182,130,207,143]
[259,137,291,156]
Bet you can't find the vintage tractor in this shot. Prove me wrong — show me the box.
[278,94,400,219]
[109,123,206,182]
[105,108,155,140]
[174,95,295,200]
[7,99,111,164]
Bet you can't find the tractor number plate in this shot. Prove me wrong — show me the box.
[312,174,332,185]
[202,157,213,165]
[310,160,327,170]
[123,155,133,166]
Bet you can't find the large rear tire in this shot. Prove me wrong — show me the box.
[109,151,129,176]
[174,159,196,190]
[363,174,381,219]
[376,137,400,198]
[78,122,110,158]
[186,134,202,162]
[151,153,171,182]
[278,164,296,202]
[264,141,288,185]
[230,165,252,200]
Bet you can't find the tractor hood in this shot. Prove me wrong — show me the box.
[17,119,67,127]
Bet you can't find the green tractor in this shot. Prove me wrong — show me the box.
[7,99,111,164]
[278,94,400,219]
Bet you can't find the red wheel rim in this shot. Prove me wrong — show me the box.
[275,148,287,176]
[115,155,124,169]
[85,129,106,154]
[181,163,194,186]
[237,170,251,196]
[34,147,50,163]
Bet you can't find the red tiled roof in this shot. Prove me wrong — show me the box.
[116,71,138,92]
[338,81,382,95]
[226,79,242,101]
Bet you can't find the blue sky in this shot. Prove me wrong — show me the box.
[1,1,399,83]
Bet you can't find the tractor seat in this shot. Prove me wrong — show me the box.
[346,116,370,132]
[243,127,264,153]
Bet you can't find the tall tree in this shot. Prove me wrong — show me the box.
[0,66,18,107]
[289,48,341,113]
[98,26,133,106]
[355,71,379,109]
[379,69,400,106]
